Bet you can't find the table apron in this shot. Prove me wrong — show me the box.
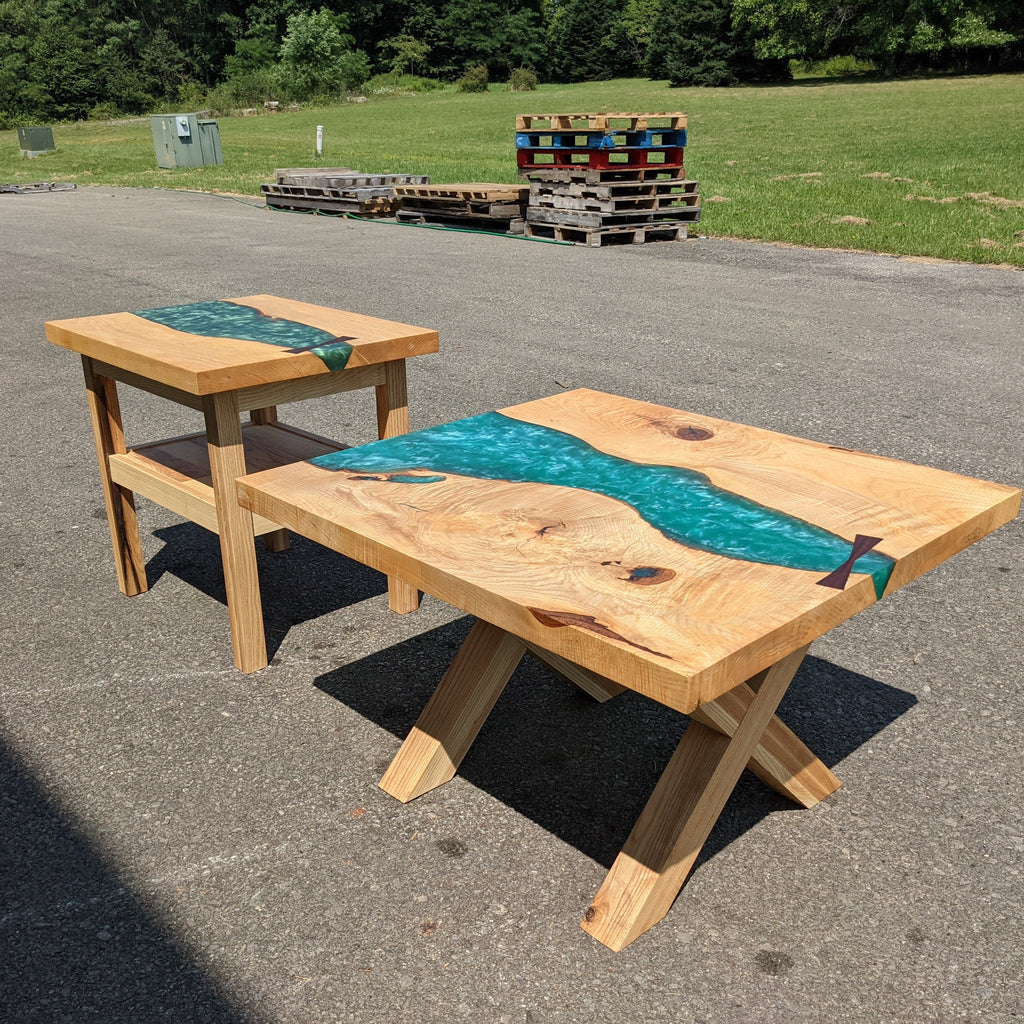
[88,359,389,413]
[89,359,204,410]
[233,363,386,411]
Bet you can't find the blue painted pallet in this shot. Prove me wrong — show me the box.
[515,129,687,150]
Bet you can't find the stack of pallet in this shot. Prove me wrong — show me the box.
[394,183,530,234]
[515,113,701,246]
[262,168,429,216]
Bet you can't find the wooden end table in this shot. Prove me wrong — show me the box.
[235,389,1019,949]
[46,295,438,673]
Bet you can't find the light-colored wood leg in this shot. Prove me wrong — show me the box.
[692,684,841,809]
[82,357,148,596]
[249,406,291,552]
[581,644,811,951]
[523,641,626,703]
[204,391,267,673]
[375,359,420,615]
[379,620,526,803]
[249,406,278,425]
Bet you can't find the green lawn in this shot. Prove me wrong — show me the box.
[3,75,1024,266]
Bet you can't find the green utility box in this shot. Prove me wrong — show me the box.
[18,126,55,158]
[150,113,223,168]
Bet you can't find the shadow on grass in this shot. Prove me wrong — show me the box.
[0,740,264,1024]
[312,618,917,870]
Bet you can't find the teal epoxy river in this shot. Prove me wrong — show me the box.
[311,412,896,597]
[133,300,354,370]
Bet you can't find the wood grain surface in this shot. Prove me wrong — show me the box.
[46,295,438,395]
[236,389,1019,711]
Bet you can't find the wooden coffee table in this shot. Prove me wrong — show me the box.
[46,295,438,672]
[235,389,1019,949]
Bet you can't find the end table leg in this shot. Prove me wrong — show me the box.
[204,392,267,673]
[379,620,525,802]
[249,407,291,553]
[581,645,810,951]
[375,358,420,614]
[82,357,148,596]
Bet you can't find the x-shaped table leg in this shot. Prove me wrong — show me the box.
[378,620,836,950]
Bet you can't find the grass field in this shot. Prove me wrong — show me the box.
[3,75,1024,266]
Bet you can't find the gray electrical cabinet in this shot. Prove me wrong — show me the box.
[150,113,223,168]
[17,126,55,158]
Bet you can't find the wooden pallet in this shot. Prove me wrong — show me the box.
[515,129,687,150]
[1,181,77,194]
[396,210,526,235]
[524,165,686,185]
[263,183,396,200]
[263,194,396,217]
[526,206,701,229]
[516,112,687,131]
[529,191,701,215]
[394,183,529,202]
[529,178,699,201]
[517,147,684,174]
[525,221,689,246]
[274,169,429,188]
[399,197,526,219]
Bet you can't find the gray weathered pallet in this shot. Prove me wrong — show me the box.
[275,169,429,188]
[529,191,700,214]
[262,183,395,200]
[264,194,395,216]
[525,221,689,246]
[395,210,526,234]
[1,181,77,194]
[526,205,701,229]
[529,178,698,200]
[398,197,525,219]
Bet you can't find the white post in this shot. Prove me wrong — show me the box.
[315,125,324,157]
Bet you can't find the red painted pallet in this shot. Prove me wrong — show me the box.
[517,148,684,174]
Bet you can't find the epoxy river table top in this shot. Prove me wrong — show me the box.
[236,389,1019,714]
[45,294,439,395]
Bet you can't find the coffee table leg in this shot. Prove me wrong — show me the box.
[527,641,836,804]
[249,406,291,553]
[693,682,841,808]
[204,392,268,673]
[581,644,810,951]
[82,357,148,596]
[523,642,626,703]
[379,620,526,803]
[375,359,421,615]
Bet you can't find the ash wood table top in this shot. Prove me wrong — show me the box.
[45,294,439,396]
[46,294,436,673]
[236,388,1019,714]
[236,388,1018,949]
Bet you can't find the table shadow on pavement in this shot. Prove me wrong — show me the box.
[0,740,265,1024]
[314,619,918,871]
[147,524,388,660]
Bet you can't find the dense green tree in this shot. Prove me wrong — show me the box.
[646,0,788,85]
[2,0,1022,123]
[406,0,545,80]
[732,0,1023,73]
[277,7,369,97]
[546,0,636,82]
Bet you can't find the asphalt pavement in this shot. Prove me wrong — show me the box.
[2,186,1021,1024]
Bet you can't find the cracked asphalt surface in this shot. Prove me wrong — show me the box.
[2,186,1021,1023]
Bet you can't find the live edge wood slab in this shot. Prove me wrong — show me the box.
[46,295,439,673]
[236,389,1019,949]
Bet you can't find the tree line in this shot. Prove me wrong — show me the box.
[2,0,1022,124]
